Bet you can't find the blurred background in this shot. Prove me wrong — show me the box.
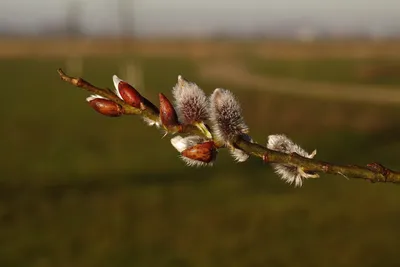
[1,0,400,266]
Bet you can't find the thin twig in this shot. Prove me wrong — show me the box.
[58,69,400,184]
[58,68,142,115]
[58,68,208,137]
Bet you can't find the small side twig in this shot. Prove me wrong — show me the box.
[58,68,142,115]
[57,69,209,137]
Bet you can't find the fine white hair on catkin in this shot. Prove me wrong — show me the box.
[228,134,253,162]
[142,117,160,127]
[172,75,209,125]
[180,155,214,167]
[267,134,317,187]
[229,148,250,162]
[170,135,205,153]
[209,88,249,145]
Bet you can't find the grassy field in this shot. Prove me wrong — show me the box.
[244,57,400,86]
[1,39,400,267]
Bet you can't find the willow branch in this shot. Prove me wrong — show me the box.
[234,136,400,183]
[58,69,400,184]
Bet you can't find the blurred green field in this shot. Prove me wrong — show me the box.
[244,57,400,86]
[1,40,400,267]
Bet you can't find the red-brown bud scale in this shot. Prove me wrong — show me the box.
[88,98,124,117]
[117,81,143,108]
[181,141,216,164]
[159,93,180,129]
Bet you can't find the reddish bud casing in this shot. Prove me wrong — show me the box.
[117,81,143,108]
[181,141,216,164]
[88,98,124,117]
[159,93,180,129]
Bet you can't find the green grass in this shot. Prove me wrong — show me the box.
[1,172,400,267]
[1,54,400,266]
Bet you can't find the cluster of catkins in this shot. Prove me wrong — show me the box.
[86,75,318,187]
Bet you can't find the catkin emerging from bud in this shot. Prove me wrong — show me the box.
[267,134,318,187]
[172,75,209,125]
[171,135,217,167]
[112,75,143,108]
[112,75,160,127]
[171,135,205,153]
[181,141,216,167]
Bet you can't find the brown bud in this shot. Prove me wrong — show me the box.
[88,98,124,117]
[181,141,216,164]
[117,81,143,108]
[159,93,180,129]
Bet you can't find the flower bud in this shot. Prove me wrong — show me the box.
[209,88,248,144]
[86,95,124,117]
[112,75,143,108]
[172,75,209,125]
[159,93,181,130]
[209,88,250,162]
[267,134,318,187]
[181,141,217,166]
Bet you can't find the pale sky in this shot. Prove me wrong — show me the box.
[1,0,399,36]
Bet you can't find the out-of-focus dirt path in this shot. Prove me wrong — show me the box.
[198,61,400,105]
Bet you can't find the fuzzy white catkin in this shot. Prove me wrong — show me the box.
[209,88,250,162]
[209,88,249,144]
[267,134,317,187]
[172,75,209,124]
